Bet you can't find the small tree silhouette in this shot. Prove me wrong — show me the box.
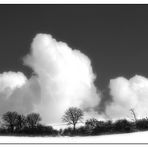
[2,111,18,132]
[85,118,99,135]
[62,107,83,132]
[26,113,41,128]
[85,118,98,129]
[130,108,137,122]
[15,114,26,131]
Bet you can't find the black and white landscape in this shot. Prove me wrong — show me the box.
[0,4,148,143]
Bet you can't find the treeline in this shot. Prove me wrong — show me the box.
[0,110,148,136]
[61,118,148,136]
[60,107,148,136]
[0,112,58,136]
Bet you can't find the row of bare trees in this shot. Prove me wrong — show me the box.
[0,107,147,136]
[2,112,41,133]
[0,107,83,135]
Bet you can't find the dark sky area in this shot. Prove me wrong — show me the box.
[0,4,148,90]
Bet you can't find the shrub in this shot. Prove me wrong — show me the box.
[112,119,134,133]
[91,121,113,135]
[136,118,148,130]
[62,127,74,136]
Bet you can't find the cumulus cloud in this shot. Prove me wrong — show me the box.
[2,33,148,125]
[23,33,101,123]
[0,34,101,124]
[1,33,148,125]
[0,71,40,116]
[0,71,26,93]
[106,75,148,120]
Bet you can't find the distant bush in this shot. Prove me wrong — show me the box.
[62,126,87,136]
[136,118,148,130]
[19,124,58,136]
[112,119,134,133]
[62,127,74,136]
[75,126,87,136]
[91,120,113,135]
[85,118,99,135]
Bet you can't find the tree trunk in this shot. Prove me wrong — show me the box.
[73,124,76,132]
[10,124,14,133]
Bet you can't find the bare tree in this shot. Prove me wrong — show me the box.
[85,118,98,129]
[15,114,26,131]
[62,107,83,131]
[130,108,137,122]
[2,111,18,132]
[26,113,41,128]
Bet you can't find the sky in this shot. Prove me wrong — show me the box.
[1,5,148,124]
[1,5,148,89]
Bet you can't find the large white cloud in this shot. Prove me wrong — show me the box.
[0,71,27,102]
[106,75,148,120]
[0,71,26,94]
[1,33,148,125]
[24,33,101,123]
[0,71,41,116]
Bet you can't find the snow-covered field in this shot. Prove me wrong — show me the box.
[0,131,148,143]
